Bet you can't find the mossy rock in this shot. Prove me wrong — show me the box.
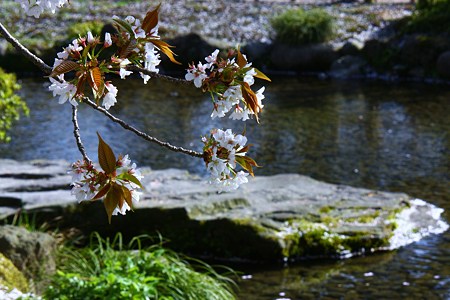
[0,253,28,293]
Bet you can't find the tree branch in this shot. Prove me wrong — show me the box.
[127,66,190,85]
[0,22,52,74]
[71,106,92,163]
[82,97,203,158]
[0,21,203,160]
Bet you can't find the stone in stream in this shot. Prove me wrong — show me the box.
[0,159,447,262]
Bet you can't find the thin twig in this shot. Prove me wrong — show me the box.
[0,22,52,74]
[71,106,92,163]
[82,97,203,158]
[127,66,191,85]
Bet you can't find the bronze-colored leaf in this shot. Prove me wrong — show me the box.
[112,183,125,210]
[244,156,260,167]
[237,49,247,69]
[97,132,117,174]
[75,75,86,98]
[92,183,111,200]
[121,185,133,210]
[254,68,271,82]
[88,67,103,93]
[103,189,120,224]
[142,4,161,34]
[50,60,79,77]
[238,158,254,177]
[150,39,181,65]
[241,83,260,122]
[119,39,137,59]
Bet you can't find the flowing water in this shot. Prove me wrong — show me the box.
[1,77,449,299]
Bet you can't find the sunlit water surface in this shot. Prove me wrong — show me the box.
[1,77,449,299]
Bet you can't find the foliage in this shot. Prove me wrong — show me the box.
[271,8,334,45]
[404,0,450,34]
[416,0,450,10]
[0,68,29,143]
[44,233,237,300]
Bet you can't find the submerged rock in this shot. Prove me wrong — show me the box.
[0,159,447,262]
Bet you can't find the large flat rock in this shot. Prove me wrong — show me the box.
[0,159,447,262]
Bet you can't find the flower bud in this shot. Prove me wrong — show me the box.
[104,32,112,47]
[87,31,95,44]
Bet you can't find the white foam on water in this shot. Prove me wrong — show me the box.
[388,198,449,250]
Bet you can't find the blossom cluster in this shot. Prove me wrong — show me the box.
[47,6,178,109]
[70,154,143,220]
[15,0,69,18]
[202,128,258,192]
[111,14,163,84]
[185,49,270,122]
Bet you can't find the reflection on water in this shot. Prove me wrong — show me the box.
[0,77,449,299]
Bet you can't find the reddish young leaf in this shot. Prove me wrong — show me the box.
[237,49,247,69]
[88,67,103,93]
[150,39,181,65]
[92,183,111,200]
[236,156,254,176]
[97,133,117,175]
[50,60,79,77]
[244,156,260,167]
[121,185,133,210]
[241,82,260,122]
[112,183,125,210]
[75,75,86,98]
[103,189,120,224]
[142,4,161,34]
[119,39,137,59]
[254,68,271,82]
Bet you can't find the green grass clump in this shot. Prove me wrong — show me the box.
[44,233,237,300]
[403,0,450,34]
[0,68,29,143]
[271,8,334,45]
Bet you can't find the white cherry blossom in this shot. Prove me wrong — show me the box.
[48,75,78,106]
[205,49,219,69]
[119,59,133,79]
[102,83,118,109]
[229,105,251,121]
[244,68,257,86]
[16,0,69,18]
[140,43,161,84]
[185,63,207,88]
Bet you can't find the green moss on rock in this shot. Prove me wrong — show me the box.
[0,253,28,293]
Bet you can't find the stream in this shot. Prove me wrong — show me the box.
[0,77,448,299]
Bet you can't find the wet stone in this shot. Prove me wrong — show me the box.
[0,159,447,262]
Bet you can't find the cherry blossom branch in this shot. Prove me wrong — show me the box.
[0,22,52,74]
[0,21,189,84]
[71,106,92,163]
[82,97,203,158]
[0,21,203,159]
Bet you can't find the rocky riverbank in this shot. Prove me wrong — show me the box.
[3,1,449,82]
[0,159,447,262]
